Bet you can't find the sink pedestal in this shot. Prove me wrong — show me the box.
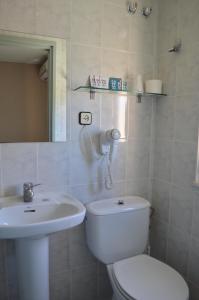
[16,237,49,300]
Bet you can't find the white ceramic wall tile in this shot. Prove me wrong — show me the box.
[150,217,168,262]
[167,226,190,277]
[102,3,130,51]
[130,16,154,56]
[157,55,177,96]
[178,0,199,51]
[69,140,101,186]
[170,185,194,234]
[101,49,128,79]
[70,92,100,141]
[71,44,101,89]
[35,0,70,38]
[100,93,129,142]
[155,97,175,139]
[126,138,151,180]
[128,97,153,139]
[69,224,97,269]
[172,141,197,189]
[188,237,199,286]
[152,180,170,222]
[71,0,102,46]
[157,0,178,56]
[189,281,199,300]
[174,96,199,142]
[71,265,97,300]
[0,0,36,33]
[176,55,199,97]
[37,142,69,188]
[153,139,172,182]
[1,143,37,196]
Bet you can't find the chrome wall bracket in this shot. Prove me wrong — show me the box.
[127,1,138,14]
[142,7,152,17]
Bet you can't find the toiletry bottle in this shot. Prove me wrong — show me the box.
[136,74,144,93]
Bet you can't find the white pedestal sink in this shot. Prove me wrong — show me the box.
[0,193,86,300]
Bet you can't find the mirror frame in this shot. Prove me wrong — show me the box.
[0,30,67,142]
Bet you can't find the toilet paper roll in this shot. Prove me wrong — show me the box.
[145,80,163,94]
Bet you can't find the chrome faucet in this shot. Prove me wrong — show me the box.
[23,182,41,202]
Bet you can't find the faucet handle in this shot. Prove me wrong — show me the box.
[23,182,41,190]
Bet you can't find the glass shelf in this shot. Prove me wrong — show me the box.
[73,86,167,101]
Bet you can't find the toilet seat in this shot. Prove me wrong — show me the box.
[113,254,189,300]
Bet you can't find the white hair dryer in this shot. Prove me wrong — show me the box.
[99,129,121,189]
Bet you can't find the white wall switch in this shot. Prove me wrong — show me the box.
[79,112,92,125]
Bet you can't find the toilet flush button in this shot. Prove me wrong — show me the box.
[118,200,124,205]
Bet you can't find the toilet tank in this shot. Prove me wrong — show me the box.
[85,196,150,264]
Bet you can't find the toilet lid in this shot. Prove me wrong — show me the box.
[113,255,189,300]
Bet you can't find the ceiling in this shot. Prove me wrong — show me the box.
[0,45,48,64]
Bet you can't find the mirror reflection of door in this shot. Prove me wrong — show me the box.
[0,45,49,142]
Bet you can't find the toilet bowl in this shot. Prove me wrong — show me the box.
[85,196,189,300]
[107,255,189,300]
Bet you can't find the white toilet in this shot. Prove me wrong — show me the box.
[85,196,189,300]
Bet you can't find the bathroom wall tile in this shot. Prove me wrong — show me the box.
[126,138,151,181]
[103,0,128,7]
[71,0,102,46]
[188,281,199,300]
[49,230,70,275]
[128,97,153,139]
[71,44,101,89]
[155,96,175,139]
[172,141,197,189]
[135,53,155,81]
[5,240,19,300]
[174,96,199,143]
[157,0,178,56]
[157,55,177,96]
[38,142,69,188]
[188,238,199,286]
[101,49,128,79]
[35,0,70,38]
[70,92,100,141]
[95,181,126,201]
[0,240,8,300]
[97,262,112,299]
[50,270,71,300]
[101,94,128,141]
[69,183,102,204]
[150,217,168,262]
[1,143,37,196]
[192,198,199,240]
[69,140,101,186]
[170,185,194,234]
[112,142,127,181]
[176,43,199,96]
[130,15,155,56]
[178,0,199,50]
[71,265,97,300]
[167,226,190,277]
[0,0,36,34]
[69,224,97,269]
[152,180,170,222]
[125,177,150,200]
[102,3,130,51]
[153,139,172,182]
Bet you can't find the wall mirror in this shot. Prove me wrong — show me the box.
[0,31,67,143]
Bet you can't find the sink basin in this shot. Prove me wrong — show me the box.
[0,194,85,239]
[0,193,86,300]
